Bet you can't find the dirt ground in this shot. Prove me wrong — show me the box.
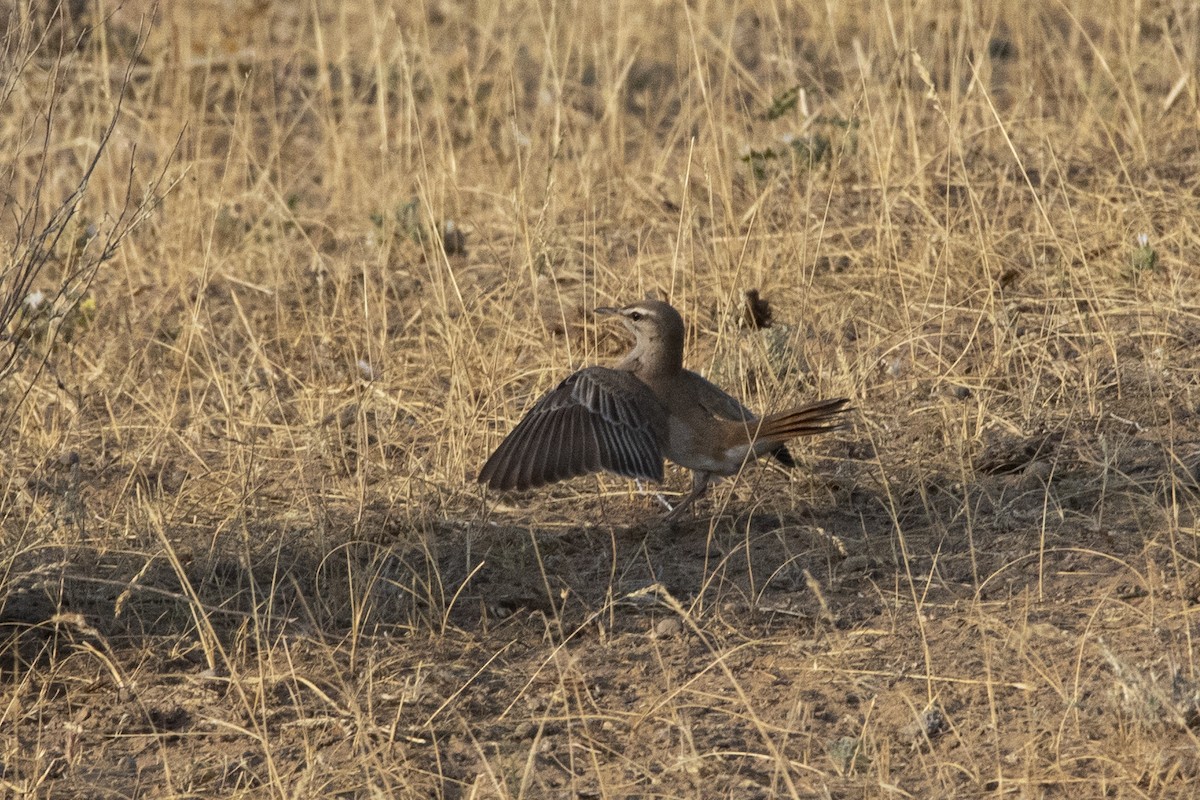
[2,2,1199,798]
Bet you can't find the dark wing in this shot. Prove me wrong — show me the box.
[680,369,797,467]
[478,367,668,491]
[682,369,756,421]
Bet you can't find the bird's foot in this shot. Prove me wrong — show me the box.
[636,479,675,513]
[662,498,695,524]
[661,475,709,524]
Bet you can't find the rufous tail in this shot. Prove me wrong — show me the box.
[752,397,851,446]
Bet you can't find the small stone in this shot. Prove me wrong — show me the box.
[652,617,682,639]
[904,704,950,744]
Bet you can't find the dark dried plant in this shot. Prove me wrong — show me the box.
[0,3,177,433]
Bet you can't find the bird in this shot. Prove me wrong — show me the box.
[477,299,850,520]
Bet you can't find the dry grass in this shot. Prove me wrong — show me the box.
[2,0,1199,796]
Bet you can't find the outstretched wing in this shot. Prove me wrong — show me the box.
[478,367,668,491]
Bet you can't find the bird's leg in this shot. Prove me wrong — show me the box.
[663,472,711,522]
[636,479,675,513]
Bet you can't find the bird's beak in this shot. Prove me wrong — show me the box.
[594,306,619,316]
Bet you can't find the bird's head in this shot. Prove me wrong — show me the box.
[595,299,683,344]
[595,299,685,373]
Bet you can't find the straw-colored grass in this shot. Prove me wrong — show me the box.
[2,1,1198,796]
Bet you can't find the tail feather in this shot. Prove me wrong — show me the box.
[752,397,851,448]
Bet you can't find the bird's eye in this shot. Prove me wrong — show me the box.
[628,311,642,321]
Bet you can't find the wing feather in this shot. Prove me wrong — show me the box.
[478,367,667,490]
